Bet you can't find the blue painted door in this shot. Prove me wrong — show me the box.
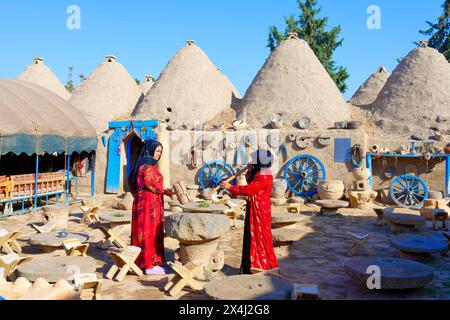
[106,130,122,193]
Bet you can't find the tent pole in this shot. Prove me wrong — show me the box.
[66,153,71,204]
[34,153,39,210]
[91,152,96,198]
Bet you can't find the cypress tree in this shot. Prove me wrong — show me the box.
[268,0,349,93]
[420,0,450,61]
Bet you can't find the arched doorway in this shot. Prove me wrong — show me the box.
[123,134,145,191]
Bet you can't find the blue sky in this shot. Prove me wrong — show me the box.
[0,0,444,100]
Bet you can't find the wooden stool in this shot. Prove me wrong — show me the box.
[74,273,102,300]
[97,225,127,250]
[432,209,448,231]
[291,283,322,300]
[0,253,32,281]
[63,239,89,257]
[346,232,374,257]
[287,204,301,214]
[30,221,57,234]
[164,261,204,297]
[106,246,143,282]
[80,206,101,225]
[0,229,21,254]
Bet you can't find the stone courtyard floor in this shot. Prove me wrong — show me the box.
[1,194,449,300]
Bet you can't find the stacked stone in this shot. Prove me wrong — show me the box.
[271,179,288,206]
[165,213,230,281]
[348,168,377,210]
[271,213,304,249]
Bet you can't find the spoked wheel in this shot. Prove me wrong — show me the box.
[198,160,236,191]
[389,174,428,209]
[283,155,326,197]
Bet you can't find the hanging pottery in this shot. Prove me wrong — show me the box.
[296,117,311,130]
[295,136,311,149]
[287,134,296,142]
[317,135,331,147]
[271,113,284,129]
[267,133,280,149]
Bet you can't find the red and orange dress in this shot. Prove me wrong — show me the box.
[129,164,169,270]
[230,169,278,274]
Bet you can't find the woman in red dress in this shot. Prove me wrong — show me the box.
[128,139,175,275]
[221,149,278,274]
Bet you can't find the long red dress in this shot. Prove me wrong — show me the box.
[129,164,166,270]
[229,169,278,274]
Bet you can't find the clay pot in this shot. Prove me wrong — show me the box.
[317,180,345,200]
[352,168,370,181]
[272,179,288,199]
[271,114,284,129]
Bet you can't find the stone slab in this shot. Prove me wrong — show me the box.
[315,200,349,209]
[272,229,303,243]
[391,233,449,254]
[29,232,89,248]
[17,256,97,283]
[204,274,292,300]
[384,213,426,227]
[272,213,305,225]
[344,257,434,290]
[99,212,132,224]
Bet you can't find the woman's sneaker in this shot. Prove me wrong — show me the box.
[145,266,166,275]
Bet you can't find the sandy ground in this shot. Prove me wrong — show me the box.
[1,194,449,300]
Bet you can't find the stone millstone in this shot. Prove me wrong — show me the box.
[315,200,349,209]
[272,229,303,243]
[204,274,292,300]
[99,212,132,224]
[383,213,426,227]
[391,233,449,255]
[29,232,89,248]
[165,213,230,242]
[272,213,304,225]
[17,256,97,283]
[344,257,434,290]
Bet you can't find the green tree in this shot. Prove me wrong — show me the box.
[420,0,450,61]
[65,66,75,93]
[268,0,349,93]
[135,78,141,85]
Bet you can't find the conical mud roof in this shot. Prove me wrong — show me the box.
[134,40,241,127]
[236,34,350,128]
[17,57,71,100]
[69,55,142,133]
[371,44,450,137]
[140,75,154,96]
[349,66,389,107]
